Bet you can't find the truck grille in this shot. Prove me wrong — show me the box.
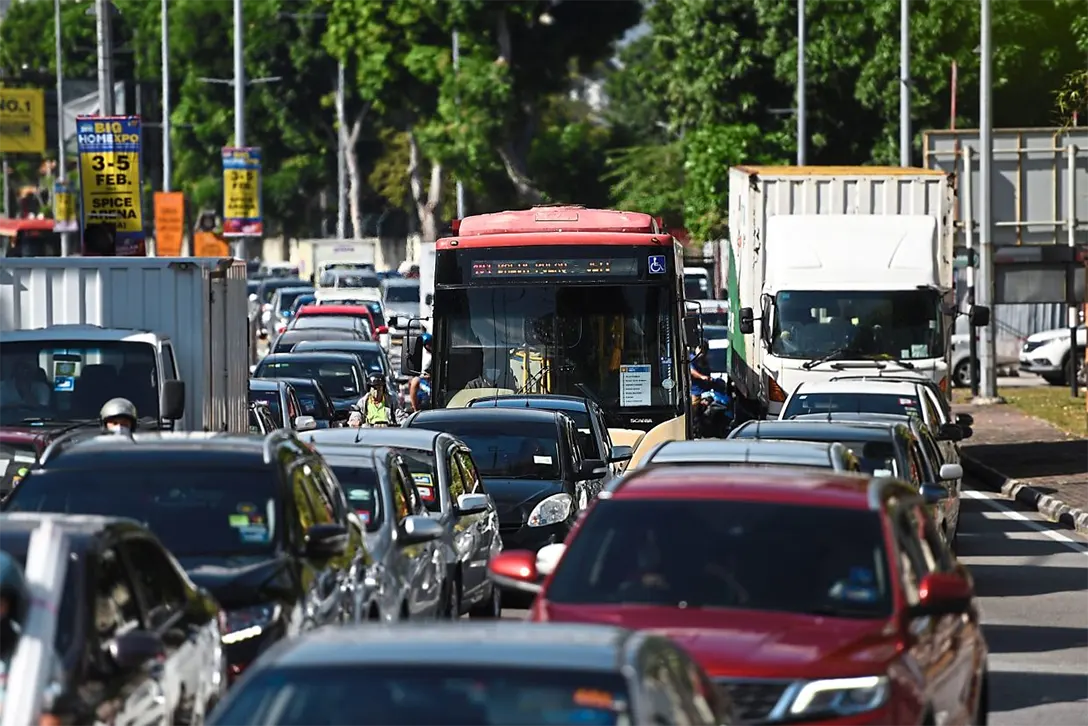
[714,679,793,724]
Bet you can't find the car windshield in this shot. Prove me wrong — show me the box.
[782,392,922,419]
[290,385,333,420]
[398,450,440,512]
[770,289,944,360]
[700,311,729,327]
[257,360,361,400]
[260,281,301,305]
[0,340,160,425]
[730,429,900,476]
[411,419,561,480]
[4,468,280,556]
[329,273,379,289]
[295,346,386,377]
[327,463,381,531]
[706,347,727,373]
[249,391,283,426]
[385,286,420,303]
[547,498,891,618]
[1,544,78,657]
[211,664,631,726]
[293,316,360,332]
[436,285,679,411]
[277,289,314,314]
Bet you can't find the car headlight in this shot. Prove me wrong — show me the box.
[527,493,572,528]
[221,602,282,645]
[786,675,890,718]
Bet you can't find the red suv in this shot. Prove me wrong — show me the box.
[489,467,989,725]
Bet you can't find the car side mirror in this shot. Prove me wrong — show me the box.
[294,415,317,432]
[738,307,755,335]
[109,629,165,671]
[425,293,434,306]
[608,445,633,464]
[938,463,963,481]
[910,572,973,617]
[576,458,608,480]
[487,550,543,594]
[456,492,489,516]
[536,542,566,577]
[160,379,185,420]
[969,305,990,328]
[959,425,973,440]
[920,483,950,505]
[936,423,963,442]
[399,514,443,545]
[304,523,348,559]
[955,413,974,427]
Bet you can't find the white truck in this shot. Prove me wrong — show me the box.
[0,257,250,433]
[417,240,435,324]
[292,238,377,283]
[725,165,988,418]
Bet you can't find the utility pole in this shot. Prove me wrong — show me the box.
[55,0,74,256]
[95,0,114,116]
[453,29,465,217]
[899,0,911,166]
[162,0,172,192]
[233,0,245,147]
[796,0,806,166]
[336,61,347,238]
[976,0,999,401]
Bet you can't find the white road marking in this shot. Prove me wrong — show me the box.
[962,489,1088,555]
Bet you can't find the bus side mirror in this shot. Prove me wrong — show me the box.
[739,307,755,335]
[969,305,990,327]
[401,334,423,375]
[683,314,701,347]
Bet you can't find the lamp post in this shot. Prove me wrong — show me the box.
[796,0,806,165]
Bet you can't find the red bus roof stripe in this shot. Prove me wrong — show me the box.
[453,206,659,238]
[436,232,674,251]
[0,218,57,234]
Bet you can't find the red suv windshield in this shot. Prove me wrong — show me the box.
[545,498,892,618]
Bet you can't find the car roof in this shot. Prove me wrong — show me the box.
[410,407,565,426]
[648,439,836,467]
[260,352,361,364]
[292,340,383,351]
[275,328,359,339]
[304,427,441,452]
[382,278,419,287]
[272,286,314,295]
[259,278,304,288]
[730,419,901,442]
[794,380,920,396]
[297,305,371,315]
[265,623,634,671]
[828,373,936,388]
[38,432,274,469]
[466,395,591,414]
[249,378,288,391]
[611,465,874,510]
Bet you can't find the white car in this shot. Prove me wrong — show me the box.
[1019,324,1087,386]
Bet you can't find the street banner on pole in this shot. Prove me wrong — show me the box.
[0,88,47,154]
[154,191,185,257]
[76,116,145,256]
[53,182,78,233]
[222,146,262,237]
[194,230,230,257]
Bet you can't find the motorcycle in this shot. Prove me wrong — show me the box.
[693,377,733,439]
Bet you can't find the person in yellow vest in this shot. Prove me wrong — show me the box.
[362,374,395,426]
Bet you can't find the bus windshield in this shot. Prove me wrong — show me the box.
[436,285,680,412]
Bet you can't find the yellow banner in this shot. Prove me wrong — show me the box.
[55,192,75,222]
[0,88,46,154]
[79,149,143,233]
[223,168,260,220]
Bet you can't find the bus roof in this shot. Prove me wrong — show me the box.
[439,206,668,250]
[0,218,56,234]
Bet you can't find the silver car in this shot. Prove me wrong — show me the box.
[640,439,861,473]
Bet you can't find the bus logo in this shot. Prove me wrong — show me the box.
[648,255,666,274]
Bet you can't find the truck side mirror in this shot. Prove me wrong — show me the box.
[160,380,185,420]
[969,305,990,328]
[738,307,755,335]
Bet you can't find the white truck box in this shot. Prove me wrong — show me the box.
[292,238,377,281]
[0,257,249,432]
[417,240,435,324]
[726,166,955,415]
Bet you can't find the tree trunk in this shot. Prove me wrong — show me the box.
[407,130,444,243]
[494,12,544,206]
[341,107,369,239]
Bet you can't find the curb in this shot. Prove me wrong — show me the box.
[962,454,1088,535]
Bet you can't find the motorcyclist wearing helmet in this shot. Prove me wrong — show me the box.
[99,398,137,435]
[362,374,395,426]
[1,552,64,725]
[408,362,432,412]
[419,331,433,370]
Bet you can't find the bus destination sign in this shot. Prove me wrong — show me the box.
[471,258,640,278]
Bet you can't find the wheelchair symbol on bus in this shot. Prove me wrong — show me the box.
[647,255,666,274]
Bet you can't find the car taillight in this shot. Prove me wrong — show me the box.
[375,325,388,334]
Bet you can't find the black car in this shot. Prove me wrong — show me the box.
[248,378,315,431]
[275,377,342,428]
[208,622,732,725]
[2,431,374,682]
[404,408,607,555]
[304,441,448,620]
[270,328,367,354]
[466,394,632,475]
[307,427,502,618]
[0,512,226,724]
[291,340,397,394]
[286,315,372,339]
[254,352,367,416]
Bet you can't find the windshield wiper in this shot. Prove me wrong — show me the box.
[802,348,916,371]
[802,347,858,370]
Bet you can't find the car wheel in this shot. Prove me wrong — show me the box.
[468,582,503,619]
[952,359,975,388]
[1042,373,1065,386]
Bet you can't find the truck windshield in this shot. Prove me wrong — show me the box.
[436,285,678,411]
[770,289,943,360]
[0,340,160,425]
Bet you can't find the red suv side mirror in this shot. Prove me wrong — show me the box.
[488,551,542,595]
[914,572,973,615]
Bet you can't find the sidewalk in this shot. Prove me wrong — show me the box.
[954,402,1088,533]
